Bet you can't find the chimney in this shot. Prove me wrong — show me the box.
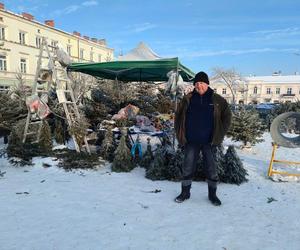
[91,38,98,43]
[44,20,55,27]
[0,3,4,10]
[83,36,90,40]
[73,31,81,37]
[22,12,34,21]
[98,39,106,46]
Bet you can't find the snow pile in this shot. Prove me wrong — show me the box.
[0,134,300,250]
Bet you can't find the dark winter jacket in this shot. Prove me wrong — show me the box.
[175,88,232,146]
[185,88,214,144]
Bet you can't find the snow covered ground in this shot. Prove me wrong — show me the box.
[0,133,300,250]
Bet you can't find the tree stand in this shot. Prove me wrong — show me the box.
[268,143,300,177]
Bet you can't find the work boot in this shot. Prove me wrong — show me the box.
[208,186,221,206]
[175,184,191,203]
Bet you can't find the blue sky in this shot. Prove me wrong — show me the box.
[4,0,300,76]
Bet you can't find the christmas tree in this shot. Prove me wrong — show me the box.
[227,108,265,147]
[139,137,153,169]
[39,120,53,154]
[68,115,90,150]
[111,129,135,172]
[212,145,226,180]
[145,138,181,181]
[99,127,117,162]
[54,118,65,144]
[222,145,248,185]
[145,144,166,180]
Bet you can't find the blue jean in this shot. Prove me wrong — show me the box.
[182,143,218,188]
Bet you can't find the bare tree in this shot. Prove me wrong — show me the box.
[211,67,247,105]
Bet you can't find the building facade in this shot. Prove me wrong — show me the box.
[211,74,300,104]
[0,3,114,90]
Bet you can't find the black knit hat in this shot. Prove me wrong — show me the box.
[193,71,209,85]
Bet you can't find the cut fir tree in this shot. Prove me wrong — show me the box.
[222,145,248,185]
[111,129,135,172]
[228,108,265,148]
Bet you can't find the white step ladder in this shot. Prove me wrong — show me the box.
[23,37,90,154]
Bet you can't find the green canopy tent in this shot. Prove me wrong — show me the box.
[67,57,195,82]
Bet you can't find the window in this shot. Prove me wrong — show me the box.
[287,88,292,95]
[90,51,94,62]
[266,88,271,94]
[222,88,227,94]
[51,40,57,51]
[80,49,84,60]
[276,88,280,94]
[67,45,71,56]
[253,86,257,94]
[19,31,26,44]
[36,36,42,48]
[0,85,10,91]
[98,54,102,62]
[0,26,5,40]
[20,58,27,73]
[0,55,7,71]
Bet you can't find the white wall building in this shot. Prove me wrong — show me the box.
[211,74,300,104]
[0,2,114,90]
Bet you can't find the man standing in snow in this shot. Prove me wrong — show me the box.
[174,71,232,206]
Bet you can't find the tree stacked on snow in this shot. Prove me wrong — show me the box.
[228,108,265,146]
[0,92,27,138]
[145,138,181,181]
[212,145,226,179]
[222,145,248,185]
[112,129,135,172]
[68,114,90,150]
[54,118,65,144]
[167,145,184,181]
[38,120,53,153]
[7,119,43,162]
[139,138,154,169]
[99,127,117,162]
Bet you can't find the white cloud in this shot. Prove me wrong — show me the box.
[51,1,98,16]
[248,27,300,39]
[65,5,80,14]
[127,23,156,33]
[82,1,99,7]
[166,48,300,58]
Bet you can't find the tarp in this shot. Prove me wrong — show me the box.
[118,42,161,61]
[67,57,195,82]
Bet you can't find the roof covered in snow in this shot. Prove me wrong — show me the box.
[118,42,161,61]
[245,75,300,84]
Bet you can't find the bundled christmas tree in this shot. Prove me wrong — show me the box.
[68,115,90,150]
[212,145,226,180]
[99,127,117,162]
[139,137,154,169]
[111,129,135,172]
[145,144,167,180]
[145,138,181,181]
[7,119,43,163]
[167,145,184,181]
[39,120,53,154]
[54,118,65,144]
[228,108,265,147]
[222,145,248,185]
[0,92,27,141]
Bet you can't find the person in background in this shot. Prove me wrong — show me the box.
[174,71,232,206]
